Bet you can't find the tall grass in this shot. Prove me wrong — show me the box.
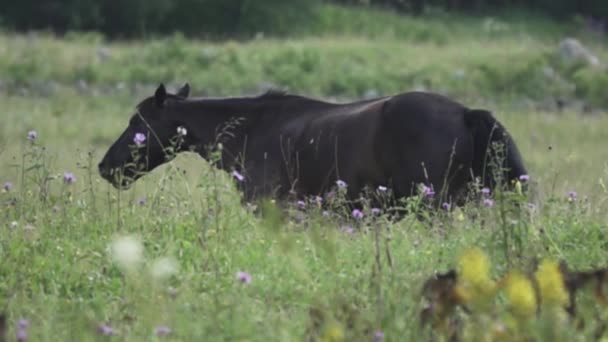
[1,7,608,340]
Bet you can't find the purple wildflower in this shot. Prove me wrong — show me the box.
[336,180,347,188]
[16,328,27,342]
[16,319,28,342]
[325,191,336,200]
[422,185,435,198]
[97,323,115,336]
[27,130,37,141]
[297,200,306,209]
[352,209,364,219]
[232,170,244,182]
[236,271,252,284]
[63,172,76,184]
[377,185,388,192]
[481,187,491,196]
[371,208,381,215]
[567,191,577,201]
[314,196,323,204]
[18,319,29,329]
[133,132,146,146]
[2,181,12,192]
[519,174,530,182]
[154,326,171,336]
[137,197,147,206]
[483,198,494,207]
[374,330,385,341]
[441,202,451,211]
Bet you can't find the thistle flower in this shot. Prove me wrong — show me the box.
[336,180,347,189]
[504,271,537,319]
[483,198,494,207]
[377,185,388,192]
[2,181,13,192]
[297,200,306,209]
[481,187,491,196]
[535,259,568,308]
[97,323,115,336]
[137,197,147,206]
[519,174,530,182]
[567,191,577,202]
[232,170,244,182]
[421,184,435,198]
[16,328,27,342]
[154,326,171,336]
[133,132,146,146]
[352,209,364,219]
[371,208,381,215]
[374,330,385,341]
[236,271,252,284]
[18,319,29,329]
[16,319,29,342]
[63,172,76,184]
[27,130,38,141]
[442,202,451,211]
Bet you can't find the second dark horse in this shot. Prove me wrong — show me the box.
[98,84,527,209]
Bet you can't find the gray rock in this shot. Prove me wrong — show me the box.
[363,89,379,99]
[558,38,601,67]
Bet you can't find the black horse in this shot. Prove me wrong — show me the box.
[98,83,527,208]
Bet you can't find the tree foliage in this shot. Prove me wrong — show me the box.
[0,0,606,38]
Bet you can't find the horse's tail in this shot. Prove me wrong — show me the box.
[464,109,527,189]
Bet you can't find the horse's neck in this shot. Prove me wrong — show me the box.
[177,99,265,170]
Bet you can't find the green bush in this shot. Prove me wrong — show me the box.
[572,68,608,108]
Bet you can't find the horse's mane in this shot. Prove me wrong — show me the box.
[258,88,289,99]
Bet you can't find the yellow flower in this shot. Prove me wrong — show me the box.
[456,210,465,221]
[505,271,537,318]
[535,259,569,307]
[321,322,344,342]
[458,248,494,290]
[457,248,496,306]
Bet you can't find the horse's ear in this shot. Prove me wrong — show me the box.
[177,83,190,98]
[155,83,167,107]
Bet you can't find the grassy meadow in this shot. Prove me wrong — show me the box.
[2,6,608,341]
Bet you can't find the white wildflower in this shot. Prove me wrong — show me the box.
[150,256,179,280]
[110,235,143,271]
